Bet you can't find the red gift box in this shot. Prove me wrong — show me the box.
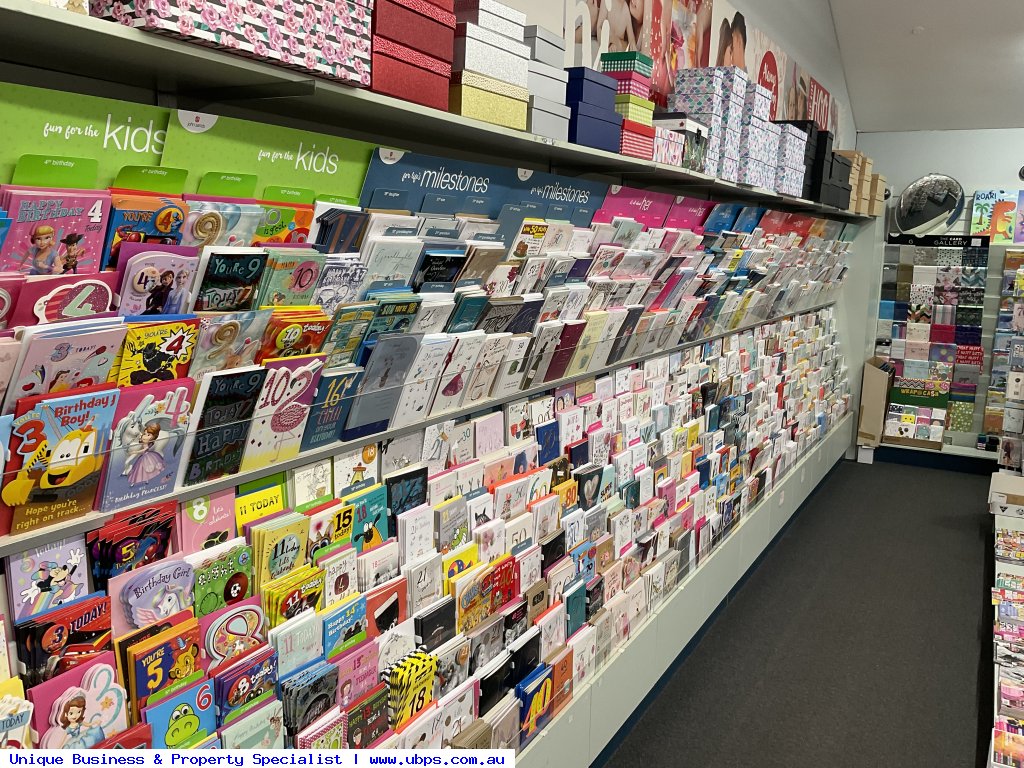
[621,119,654,137]
[620,119,654,159]
[371,36,452,110]
[373,0,456,62]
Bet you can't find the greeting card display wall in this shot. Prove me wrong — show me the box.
[875,234,994,451]
[988,474,1024,764]
[0,125,857,752]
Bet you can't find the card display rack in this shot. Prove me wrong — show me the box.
[0,296,839,559]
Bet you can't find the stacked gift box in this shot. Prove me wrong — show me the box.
[736,82,780,188]
[449,0,530,128]
[565,67,623,153]
[774,123,808,197]
[653,113,709,171]
[370,0,453,108]
[672,66,748,182]
[525,25,570,141]
[93,0,373,86]
[600,52,655,160]
[835,150,882,215]
[775,119,851,207]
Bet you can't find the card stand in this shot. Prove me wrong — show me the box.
[0,295,843,556]
[513,412,854,764]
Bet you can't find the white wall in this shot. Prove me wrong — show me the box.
[857,129,1024,195]
[505,0,857,145]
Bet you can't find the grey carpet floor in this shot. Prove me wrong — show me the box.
[601,460,990,768]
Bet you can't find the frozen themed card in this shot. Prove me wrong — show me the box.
[116,244,199,317]
[99,379,194,513]
[28,652,128,749]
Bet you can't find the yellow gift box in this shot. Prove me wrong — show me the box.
[450,71,529,131]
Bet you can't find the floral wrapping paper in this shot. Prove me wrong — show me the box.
[92,0,372,85]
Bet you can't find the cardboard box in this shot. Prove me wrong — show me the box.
[528,60,567,104]
[613,94,655,125]
[372,35,451,109]
[523,24,564,68]
[870,173,887,200]
[374,0,456,62]
[568,101,622,152]
[528,95,570,141]
[450,72,528,129]
[858,357,895,447]
[605,70,651,98]
[455,0,526,42]
[565,67,617,110]
[453,22,529,87]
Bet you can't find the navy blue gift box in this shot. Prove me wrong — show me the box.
[565,67,622,152]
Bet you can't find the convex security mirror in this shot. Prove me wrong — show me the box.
[894,174,964,235]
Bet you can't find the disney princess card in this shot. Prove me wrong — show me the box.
[27,651,127,749]
[99,379,194,512]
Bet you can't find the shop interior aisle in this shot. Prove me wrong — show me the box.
[599,462,990,768]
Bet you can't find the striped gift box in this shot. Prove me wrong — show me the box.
[620,119,654,159]
[621,134,654,159]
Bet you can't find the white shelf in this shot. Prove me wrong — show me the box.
[0,0,873,222]
[518,412,855,768]
[0,298,840,558]
[877,440,997,461]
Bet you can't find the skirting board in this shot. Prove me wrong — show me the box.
[518,412,854,768]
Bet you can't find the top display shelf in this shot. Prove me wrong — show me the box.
[0,0,870,223]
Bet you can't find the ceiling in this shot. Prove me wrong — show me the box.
[830,0,1024,133]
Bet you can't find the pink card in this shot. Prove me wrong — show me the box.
[0,188,111,274]
[9,272,119,327]
[0,274,24,329]
[27,651,129,748]
[198,596,266,673]
[335,638,380,709]
[176,489,237,553]
[663,196,716,232]
[108,558,196,637]
[591,187,674,229]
